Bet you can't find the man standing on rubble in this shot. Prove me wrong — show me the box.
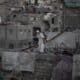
[36,30,47,53]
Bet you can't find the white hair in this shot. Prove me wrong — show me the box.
[36,30,40,33]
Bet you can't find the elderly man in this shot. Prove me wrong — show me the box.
[36,30,46,53]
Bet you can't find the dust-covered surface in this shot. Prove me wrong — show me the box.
[2,52,36,72]
[0,0,80,80]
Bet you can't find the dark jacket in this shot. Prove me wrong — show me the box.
[52,52,73,80]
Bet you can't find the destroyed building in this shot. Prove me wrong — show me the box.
[0,0,80,80]
[0,0,63,49]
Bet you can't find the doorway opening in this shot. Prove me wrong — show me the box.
[33,27,41,45]
[33,27,41,36]
[35,0,38,5]
[9,43,14,49]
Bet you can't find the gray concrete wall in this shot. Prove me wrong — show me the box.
[64,9,80,31]
[0,26,5,39]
